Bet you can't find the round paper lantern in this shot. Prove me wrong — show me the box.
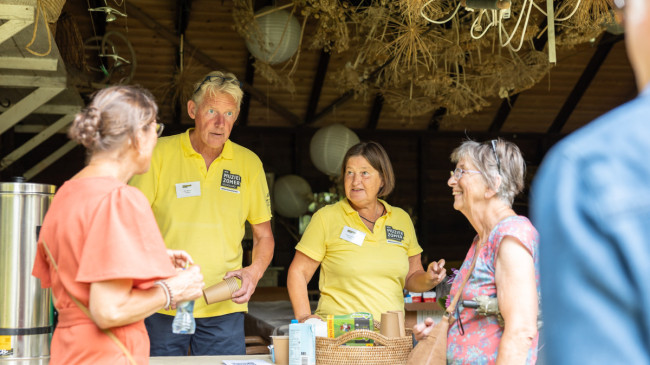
[245,6,301,65]
[310,124,360,177]
[273,174,313,218]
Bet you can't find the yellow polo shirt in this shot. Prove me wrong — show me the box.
[129,129,272,317]
[296,198,422,321]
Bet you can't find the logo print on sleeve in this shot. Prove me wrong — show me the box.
[386,225,405,244]
[220,170,242,193]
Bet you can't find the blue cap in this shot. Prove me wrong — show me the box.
[291,319,299,324]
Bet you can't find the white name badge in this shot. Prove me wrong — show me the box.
[175,181,201,198]
[340,226,366,246]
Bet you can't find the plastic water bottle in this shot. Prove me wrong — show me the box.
[289,319,315,365]
[172,300,195,334]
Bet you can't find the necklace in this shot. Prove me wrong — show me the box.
[358,205,385,225]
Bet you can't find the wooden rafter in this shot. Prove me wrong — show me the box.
[239,53,256,127]
[0,87,63,135]
[305,49,331,122]
[547,32,623,134]
[367,93,383,130]
[0,4,33,45]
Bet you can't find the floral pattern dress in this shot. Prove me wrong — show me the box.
[446,216,540,365]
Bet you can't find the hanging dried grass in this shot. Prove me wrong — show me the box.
[555,0,609,48]
[511,48,551,93]
[232,0,258,42]
[299,0,351,53]
[254,60,296,94]
[384,94,436,117]
[439,78,490,117]
[330,62,369,99]
[382,11,438,76]
[157,52,205,108]
[227,0,605,121]
[416,73,454,100]
[383,82,437,117]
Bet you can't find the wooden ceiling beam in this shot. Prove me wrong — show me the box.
[305,49,331,123]
[366,93,384,130]
[175,0,192,36]
[489,94,519,133]
[429,108,446,131]
[547,32,623,134]
[239,53,256,127]
[127,3,301,126]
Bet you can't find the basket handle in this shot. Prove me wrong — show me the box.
[329,329,398,347]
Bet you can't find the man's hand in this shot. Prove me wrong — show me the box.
[224,266,262,304]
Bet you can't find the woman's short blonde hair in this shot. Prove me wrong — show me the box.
[450,138,526,206]
[191,70,243,110]
[341,141,395,198]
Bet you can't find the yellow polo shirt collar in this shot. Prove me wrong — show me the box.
[180,128,234,161]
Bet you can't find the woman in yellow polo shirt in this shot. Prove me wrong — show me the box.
[287,141,447,322]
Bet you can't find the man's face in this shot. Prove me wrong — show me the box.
[187,92,239,154]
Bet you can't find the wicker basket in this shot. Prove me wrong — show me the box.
[315,329,413,365]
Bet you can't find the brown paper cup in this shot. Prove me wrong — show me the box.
[271,335,289,365]
[202,277,240,304]
[388,310,406,337]
[380,312,400,338]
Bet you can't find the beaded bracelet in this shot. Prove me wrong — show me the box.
[154,280,171,310]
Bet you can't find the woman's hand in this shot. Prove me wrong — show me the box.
[298,314,322,323]
[165,265,204,309]
[405,255,447,292]
[167,249,194,269]
[412,317,436,341]
[426,259,447,287]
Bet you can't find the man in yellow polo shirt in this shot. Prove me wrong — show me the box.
[130,71,274,356]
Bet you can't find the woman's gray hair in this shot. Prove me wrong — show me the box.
[68,85,158,154]
[191,70,243,110]
[450,138,526,206]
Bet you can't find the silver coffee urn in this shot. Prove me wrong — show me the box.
[0,179,56,364]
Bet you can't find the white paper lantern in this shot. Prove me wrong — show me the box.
[273,174,313,218]
[245,6,301,65]
[310,124,360,177]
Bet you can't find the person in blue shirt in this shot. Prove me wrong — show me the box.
[531,1,650,364]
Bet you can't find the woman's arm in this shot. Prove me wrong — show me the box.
[405,254,446,293]
[287,251,321,322]
[495,236,538,365]
[89,265,204,329]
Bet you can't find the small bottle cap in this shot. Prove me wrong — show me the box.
[291,319,299,324]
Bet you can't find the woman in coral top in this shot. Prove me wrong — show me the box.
[32,85,204,365]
